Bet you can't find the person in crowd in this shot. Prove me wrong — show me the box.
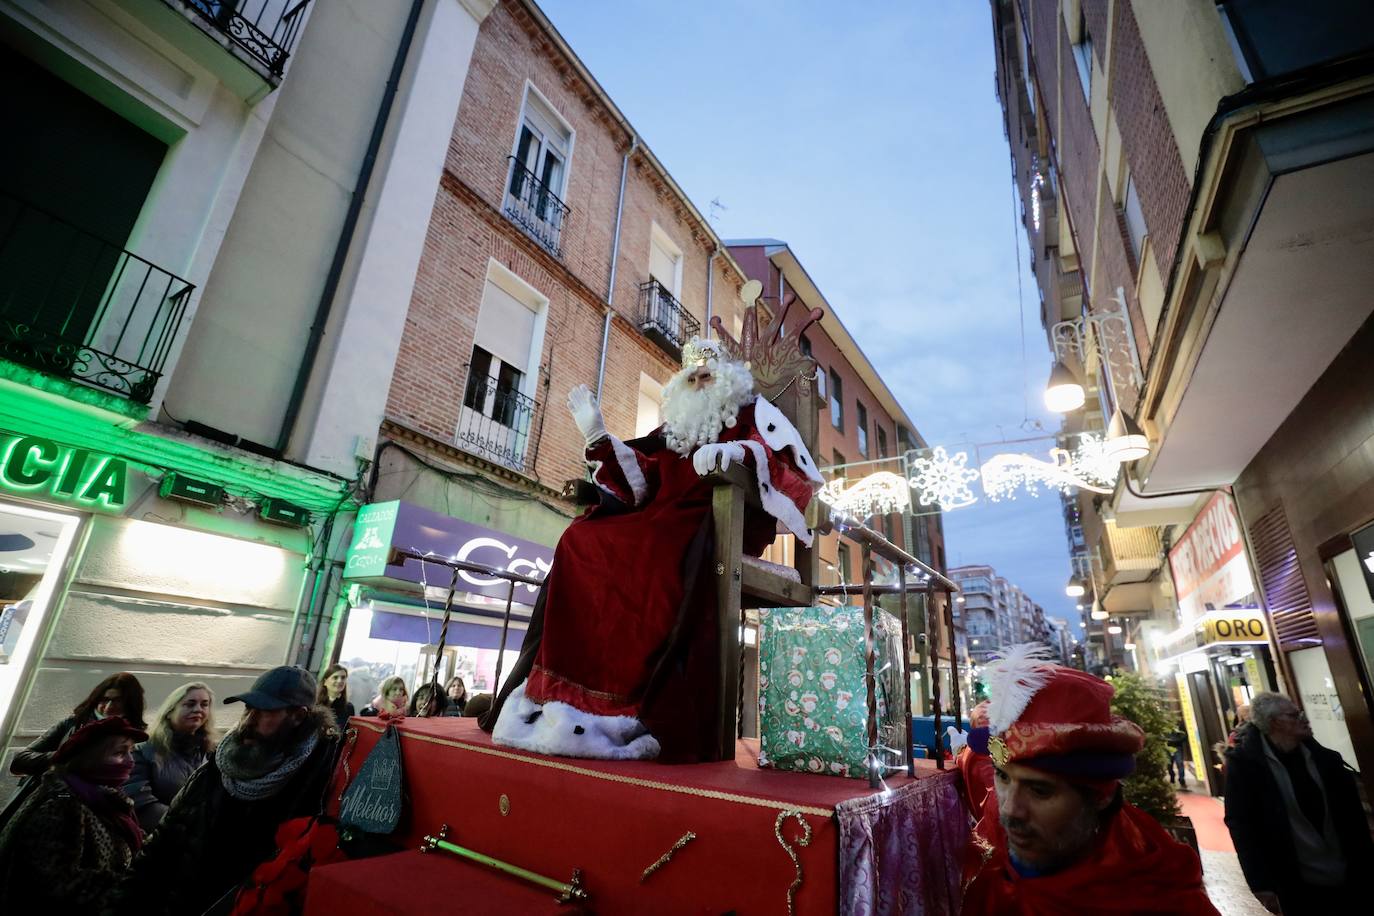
[0,716,147,910]
[9,672,146,778]
[1227,703,1251,747]
[1166,718,1190,788]
[409,682,449,718]
[464,693,494,720]
[124,682,215,832]
[317,664,354,729]
[360,675,408,718]
[109,666,340,916]
[956,646,1217,914]
[1224,691,1373,914]
[443,675,468,716]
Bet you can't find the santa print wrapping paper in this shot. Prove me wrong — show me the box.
[757,605,908,779]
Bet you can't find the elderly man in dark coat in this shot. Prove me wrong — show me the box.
[1224,691,1374,915]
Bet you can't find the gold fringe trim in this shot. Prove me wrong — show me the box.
[775,808,813,916]
[350,719,832,817]
[639,831,697,883]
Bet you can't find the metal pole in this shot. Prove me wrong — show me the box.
[432,567,459,688]
[930,590,944,770]
[898,564,915,778]
[943,589,963,729]
[493,579,517,694]
[862,543,878,788]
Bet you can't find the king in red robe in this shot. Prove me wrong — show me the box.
[484,338,820,762]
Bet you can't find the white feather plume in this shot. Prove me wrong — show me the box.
[983,643,1056,735]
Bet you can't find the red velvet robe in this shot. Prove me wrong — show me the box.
[499,400,816,761]
[958,752,1219,915]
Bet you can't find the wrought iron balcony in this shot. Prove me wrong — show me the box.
[503,157,570,258]
[457,370,541,474]
[638,279,700,359]
[0,195,194,404]
[172,0,313,79]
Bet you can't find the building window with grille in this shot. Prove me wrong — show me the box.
[505,86,573,256]
[829,369,844,430]
[458,262,547,471]
[1071,12,1093,101]
[1122,174,1148,266]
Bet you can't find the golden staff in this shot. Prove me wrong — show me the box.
[420,824,590,905]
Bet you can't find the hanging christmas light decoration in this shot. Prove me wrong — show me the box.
[817,471,910,520]
[907,446,980,511]
[979,433,1119,501]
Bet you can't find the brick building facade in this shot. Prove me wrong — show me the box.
[992,0,1374,793]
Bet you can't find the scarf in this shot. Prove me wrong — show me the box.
[62,771,143,851]
[217,729,319,802]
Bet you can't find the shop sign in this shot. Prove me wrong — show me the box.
[1174,672,1209,792]
[1200,610,1268,645]
[1168,492,1256,626]
[344,500,553,601]
[0,434,126,510]
[1351,521,1374,603]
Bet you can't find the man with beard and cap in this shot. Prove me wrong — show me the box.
[485,332,822,762]
[955,645,1219,914]
[108,666,339,916]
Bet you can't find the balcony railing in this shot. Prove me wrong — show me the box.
[173,1,313,79]
[503,157,570,258]
[457,370,540,474]
[0,195,194,403]
[638,279,700,359]
[1099,521,1163,585]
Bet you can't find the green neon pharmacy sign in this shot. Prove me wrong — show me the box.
[0,435,127,509]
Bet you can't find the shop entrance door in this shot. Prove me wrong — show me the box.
[0,500,82,754]
[1187,670,1228,795]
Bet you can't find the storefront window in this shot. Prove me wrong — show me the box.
[0,500,81,732]
[1287,644,1360,771]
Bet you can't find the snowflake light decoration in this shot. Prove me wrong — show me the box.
[908,447,979,510]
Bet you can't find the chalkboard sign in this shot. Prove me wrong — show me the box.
[339,725,404,834]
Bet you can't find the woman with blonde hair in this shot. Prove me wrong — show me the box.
[360,675,408,718]
[124,682,215,831]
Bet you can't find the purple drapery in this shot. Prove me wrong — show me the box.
[836,772,969,916]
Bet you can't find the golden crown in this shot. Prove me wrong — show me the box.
[681,337,725,368]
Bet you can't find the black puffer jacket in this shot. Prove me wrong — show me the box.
[108,726,340,916]
[1224,724,1374,897]
[124,737,209,832]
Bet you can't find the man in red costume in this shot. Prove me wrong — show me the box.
[955,645,1219,914]
[484,337,820,762]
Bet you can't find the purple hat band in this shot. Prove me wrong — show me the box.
[967,725,1136,780]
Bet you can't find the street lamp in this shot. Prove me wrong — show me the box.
[1065,575,1086,598]
[1107,623,1123,635]
[1044,361,1085,412]
[1104,407,1150,463]
[1090,596,1109,621]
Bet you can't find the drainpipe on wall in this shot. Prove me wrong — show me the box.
[596,136,637,399]
[706,246,719,337]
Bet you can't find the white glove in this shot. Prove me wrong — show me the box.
[567,384,607,447]
[692,442,747,477]
[946,725,969,754]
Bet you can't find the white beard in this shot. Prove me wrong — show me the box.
[660,360,755,456]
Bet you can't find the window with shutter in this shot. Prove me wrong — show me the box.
[1247,502,1320,649]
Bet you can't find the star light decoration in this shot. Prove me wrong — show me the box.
[907,446,980,511]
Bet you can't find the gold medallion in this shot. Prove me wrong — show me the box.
[499,794,510,816]
[988,735,1010,768]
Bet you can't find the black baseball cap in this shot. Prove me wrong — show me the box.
[225,666,317,710]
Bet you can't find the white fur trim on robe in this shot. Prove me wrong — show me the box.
[752,396,824,485]
[737,438,814,547]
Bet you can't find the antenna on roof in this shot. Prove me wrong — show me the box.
[709,197,728,224]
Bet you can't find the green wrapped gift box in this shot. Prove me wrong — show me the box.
[756,605,908,779]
